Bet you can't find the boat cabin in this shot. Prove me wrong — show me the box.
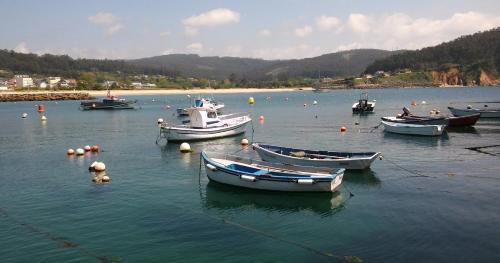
[187,108,220,128]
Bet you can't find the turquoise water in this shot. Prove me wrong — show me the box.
[1,87,500,262]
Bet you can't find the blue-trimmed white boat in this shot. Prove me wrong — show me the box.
[160,107,251,141]
[448,106,500,118]
[381,120,445,136]
[252,143,381,170]
[201,152,344,192]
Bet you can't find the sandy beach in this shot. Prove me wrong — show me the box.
[1,87,313,97]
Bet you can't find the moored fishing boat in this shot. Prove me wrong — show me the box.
[201,151,344,192]
[177,97,224,116]
[381,120,445,136]
[352,93,375,113]
[252,143,381,170]
[80,90,137,110]
[447,113,480,127]
[448,106,500,118]
[159,107,251,141]
[381,107,448,125]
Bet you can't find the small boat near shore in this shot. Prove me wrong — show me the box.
[201,151,344,192]
[381,120,445,136]
[382,107,447,125]
[80,90,137,110]
[252,143,381,170]
[159,107,251,141]
[447,113,480,127]
[352,93,375,113]
[448,106,500,118]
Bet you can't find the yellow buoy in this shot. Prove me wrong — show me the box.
[40,115,47,121]
[248,96,255,105]
[102,175,110,182]
[180,142,191,153]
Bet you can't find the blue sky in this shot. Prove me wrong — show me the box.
[2,0,500,59]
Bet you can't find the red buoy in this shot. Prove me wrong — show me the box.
[91,145,99,152]
[37,104,45,113]
[67,149,75,155]
[340,126,347,132]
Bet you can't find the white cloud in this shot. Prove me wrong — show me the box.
[335,42,362,52]
[106,24,123,35]
[162,49,175,55]
[14,42,30,53]
[88,12,118,25]
[186,43,203,53]
[259,29,272,37]
[294,25,312,37]
[183,8,240,36]
[159,31,171,37]
[225,45,242,56]
[315,15,341,31]
[348,14,371,33]
[88,12,123,35]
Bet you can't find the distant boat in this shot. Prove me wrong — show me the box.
[252,143,381,170]
[382,107,447,125]
[80,90,137,110]
[447,113,480,127]
[381,120,445,136]
[352,93,375,113]
[448,106,500,118]
[201,151,344,192]
[159,107,250,141]
[177,98,224,116]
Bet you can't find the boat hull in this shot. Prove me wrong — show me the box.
[80,101,136,110]
[253,143,380,170]
[448,107,500,118]
[163,119,250,141]
[382,121,444,136]
[447,113,480,127]
[201,152,343,192]
[381,116,447,125]
[352,102,375,113]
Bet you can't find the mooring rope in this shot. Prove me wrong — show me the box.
[0,208,121,263]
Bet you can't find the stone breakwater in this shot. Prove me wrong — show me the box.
[0,92,94,102]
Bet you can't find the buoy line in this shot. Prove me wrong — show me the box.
[0,208,121,263]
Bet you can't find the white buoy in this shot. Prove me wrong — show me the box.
[180,142,191,153]
[313,100,318,105]
[241,138,249,146]
[67,148,75,155]
[157,118,164,125]
[22,113,28,118]
[40,115,47,121]
[89,161,98,171]
[76,148,85,155]
[94,162,106,172]
[84,145,91,152]
[421,100,427,105]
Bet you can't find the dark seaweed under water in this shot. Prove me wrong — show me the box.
[1,87,500,262]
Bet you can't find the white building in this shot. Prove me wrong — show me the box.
[131,82,142,88]
[142,83,157,88]
[39,81,48,89]
[48,77,61,88]
[15,75,34,88]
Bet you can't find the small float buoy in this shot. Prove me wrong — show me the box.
[354,122,359,125]
[37,104,45,113]
[67,149,75,155]
[22,113,28,118]
[157,118,164,125]
[411,101,417,106]
[259,115,264,121]
[421,101,427,105]
[94,162,106,172]
[179,142,191,153]
[313,100,318,105]
[340,126,347,132]
[40,115,47,121]
[447,172,456,177]
[84,145,91,152]
[303,103,307,107]
[76,148,85,155]
[91,145,99,152]
[166,105,171,109]
[241,138,249,146]
[102,175,110,182]
[248,96,255,105]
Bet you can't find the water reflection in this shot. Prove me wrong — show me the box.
[203,181,345,217]
[446,126,478,134]
[343,169,381,186]
[382,132,448,147]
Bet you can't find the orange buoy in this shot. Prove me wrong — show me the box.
[84,145,91,152]
[340,126,347,132]
[37,104,45,113]
[91,145,99,152]
[259,115,264,121]
[67,148,75,155]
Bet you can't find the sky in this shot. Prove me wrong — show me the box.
[1,0,500,60]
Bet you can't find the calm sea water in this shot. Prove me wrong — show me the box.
[1,87,500,262]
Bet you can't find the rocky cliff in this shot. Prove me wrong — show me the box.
[431,67,498,86]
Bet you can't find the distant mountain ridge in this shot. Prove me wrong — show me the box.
[129,49,397,80]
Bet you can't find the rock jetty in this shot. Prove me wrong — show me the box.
[0,92,94,102]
